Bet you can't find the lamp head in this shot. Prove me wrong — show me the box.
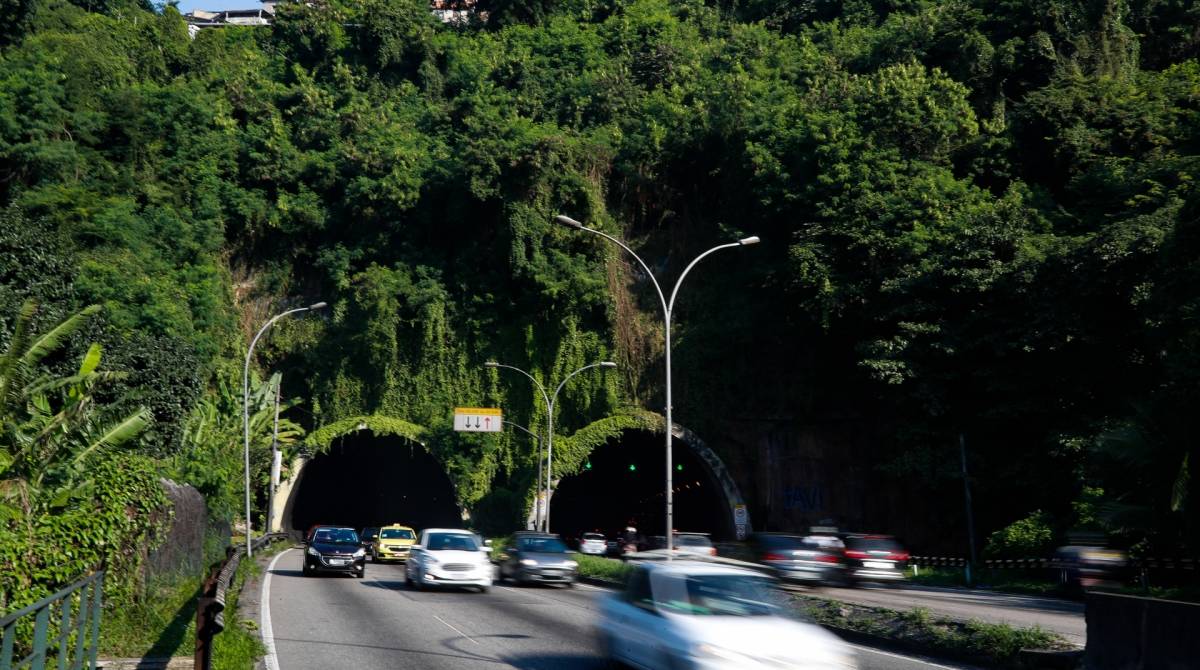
[738,236,761,246]
[555,215,584,229]
[600,361,617,368]
[308,301,328,310]
[484,361,499,368]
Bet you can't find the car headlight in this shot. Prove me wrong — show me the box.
[353,548,365,558]
[520,559,538,567]
[565,560,578,568]
[307,546,319,557]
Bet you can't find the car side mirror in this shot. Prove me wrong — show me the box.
[481,545,493,553]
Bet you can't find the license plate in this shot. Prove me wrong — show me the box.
[864,561,893,569]
[330,559,348,565]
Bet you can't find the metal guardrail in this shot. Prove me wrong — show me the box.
[194,534,285,670]
[0,571,104,670]
[910,555,1197,571]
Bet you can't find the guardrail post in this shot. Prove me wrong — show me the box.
[87,574,102,670]
[30,607,49,670]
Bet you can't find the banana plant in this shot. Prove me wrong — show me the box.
[0,302,150,521]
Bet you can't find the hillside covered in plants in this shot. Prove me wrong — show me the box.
[2,0,1198,609]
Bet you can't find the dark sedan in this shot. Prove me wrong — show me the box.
[497,533,578,586]
[303,526,366,578]
[751,533,846,585]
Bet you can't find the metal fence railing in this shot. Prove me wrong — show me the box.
[0,571,104,670]
[195,534,286,670]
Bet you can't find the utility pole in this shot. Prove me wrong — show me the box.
[960,433,977,585]
[266,377,282,534]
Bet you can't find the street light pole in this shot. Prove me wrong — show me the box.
[555,214,758,554]
[486,360,617,532]
[243,302,326,557]
[503,419,543,529]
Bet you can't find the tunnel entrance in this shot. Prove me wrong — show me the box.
[549,430,731,542]
[286,432,461,534]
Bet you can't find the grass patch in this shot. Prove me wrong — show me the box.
[793,595,1068,667]
[99,576,202,657]
[575,554,630,583]
[909,566,1063,596]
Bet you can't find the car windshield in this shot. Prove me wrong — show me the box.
[427,533,479,551]
[314,528,358,544]
[760,535,807,550]
[675,535,712,547]
[381,529,415,540]
[845,537,902,552]
[518,537,567,553]
[583,534,605,541]
[659,574,777,617]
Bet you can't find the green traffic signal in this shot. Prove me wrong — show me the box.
[585,460,593,470]
[628,463,637,471]
[676,463,683,471]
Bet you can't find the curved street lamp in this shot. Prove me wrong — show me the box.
[243,301,326,556]
[556,214,758,553]
[486,360,617,531]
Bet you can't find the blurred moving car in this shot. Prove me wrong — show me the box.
[303,526,366,578]
[751,533,846,585]
[359,526,380,552]
[674,532,718,557]
[406,528,493,592]
[498,532,578,586]
[1055,539,1128,592]
[598,560,857,669]
[579,532,608,556]
[842,535,908,584]
[372,524,417,563]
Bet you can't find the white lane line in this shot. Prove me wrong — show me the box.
[573,582,608,592]
[261,548,292,670]
[847,643,963,669]
[434,615,480,645]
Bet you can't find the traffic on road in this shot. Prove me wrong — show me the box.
[262,544,977,670]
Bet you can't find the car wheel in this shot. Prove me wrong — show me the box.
[477,585,490,593]
[565,580,576,588]
[302,563,312,577]
[355,568,365,579]
[413,570,425,591]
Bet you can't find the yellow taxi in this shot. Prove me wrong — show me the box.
[372,524,417,562]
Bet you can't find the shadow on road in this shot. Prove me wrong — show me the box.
[497,653,611,670]
[269,568,305,578]
[274,636,508,664]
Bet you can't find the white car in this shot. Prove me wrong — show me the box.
[598,560,856,670]
[579,533,607,556]
[405,529,494,592]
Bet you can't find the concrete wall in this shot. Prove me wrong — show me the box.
[1085,591,1200,670]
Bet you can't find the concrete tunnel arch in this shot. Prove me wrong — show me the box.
[535,412,752,541]
[274,415,467,535]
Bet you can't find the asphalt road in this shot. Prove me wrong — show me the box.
[803,584,1086,646]
[258,548,974,670]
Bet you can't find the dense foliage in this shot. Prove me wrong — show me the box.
[0,0,1197,573]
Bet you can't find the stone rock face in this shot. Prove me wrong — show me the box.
[146,479,208,579]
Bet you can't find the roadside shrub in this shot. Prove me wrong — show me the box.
[984,511,1055,558]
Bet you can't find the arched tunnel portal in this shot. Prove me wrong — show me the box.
[549,423,748,542]
[282,427,462,534]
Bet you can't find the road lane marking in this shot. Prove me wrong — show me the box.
[261,548,292,670]
[434,615,480,645]
[847,643,963,669]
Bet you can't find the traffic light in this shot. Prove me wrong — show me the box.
[676,463,683,471]
[628,463,637,472]
[584,460,593,470]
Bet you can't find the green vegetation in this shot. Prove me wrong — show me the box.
[1,0,1199,656]
[574,554,631,582]
[796,596,1069,666]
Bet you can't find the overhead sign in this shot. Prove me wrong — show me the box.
[454,407,503,432]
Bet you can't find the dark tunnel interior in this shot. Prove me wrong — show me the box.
[287,433,462,534]
[549,430,730,541]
